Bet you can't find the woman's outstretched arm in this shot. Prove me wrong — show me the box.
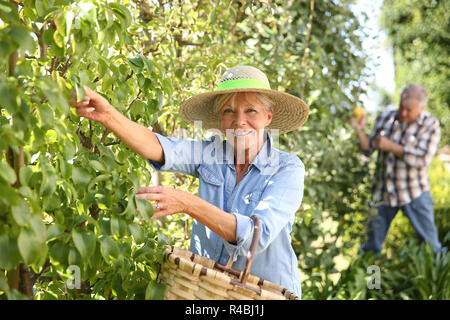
[69,86,164,163]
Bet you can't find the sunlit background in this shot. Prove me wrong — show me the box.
[353,0,396,112]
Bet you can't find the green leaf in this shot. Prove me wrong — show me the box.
[29,214,46,243]
[0,39,14,60]
[54,11,66,36]
[42,28,55,46]
[63,138,76,160]
[74,82,86,102]
[80,2,98,27]
[0,1,19,23]
[34,0,48,17]
[38,78,68,116]
[88,174,110,190]
[99,235,120,262]
[19,166,33,187]
[43,193,59,211]
[72,167,92,188]
[0,162,16,185]
[49,240,69,266]
[110,215,127,238]
[0,182,19,206]
[127,55,144,74]
[109,3,132,28]
[46,224,65,242]
[37,104,54,127]
[119,193,136,219]
[0,75,19,113]
[130,99,146,117]
[65,8,75,40]
[135,198,153,221]
[89,160,106,172]
[53,28,64,47]
[11,197,31,226]
[18,227,41,265]
[18,186,33,198]
[6,25,35,51]
[72,229,96,260]
[0,234,21,270]
[145,280,165,300]
[128,223,144,244]
[68,247,81,266]
[40,171,57,198]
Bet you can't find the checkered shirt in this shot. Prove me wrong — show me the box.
[366,108,441,207]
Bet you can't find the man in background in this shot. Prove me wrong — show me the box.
[351,84,445,258]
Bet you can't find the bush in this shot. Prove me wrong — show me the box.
[319,241,450,300]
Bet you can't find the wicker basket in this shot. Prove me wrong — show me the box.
[158,216,300,300]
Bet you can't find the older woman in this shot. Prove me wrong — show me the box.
[70,66,309,297]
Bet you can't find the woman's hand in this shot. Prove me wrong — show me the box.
[69,85,114,124]
[137,186,237,242]
[136,186,192,219]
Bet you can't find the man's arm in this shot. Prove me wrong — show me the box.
[355,128,370,152]
[351,113,370,152]
[374,136,404,158]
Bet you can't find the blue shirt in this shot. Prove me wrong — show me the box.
[148,131,304,297]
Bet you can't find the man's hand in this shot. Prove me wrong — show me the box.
[350,111,366,131]
[374,135,391,151]
[350,111,370,151]
[374,135,404,158]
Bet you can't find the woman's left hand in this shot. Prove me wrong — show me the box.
[136,186,191,219]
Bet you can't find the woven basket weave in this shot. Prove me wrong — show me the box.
[157,216,300,300]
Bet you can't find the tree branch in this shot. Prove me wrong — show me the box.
[126,89,142,113]
[34,21,48,59]
[9,50,18,77]
[231,1,244,36]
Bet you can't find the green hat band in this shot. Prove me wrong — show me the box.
[216,78,270,91]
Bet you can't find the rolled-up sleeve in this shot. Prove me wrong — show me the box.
[403,119,440,168]
[147,132,202,177]
[223,159,305,261]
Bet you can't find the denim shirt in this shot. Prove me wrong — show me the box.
[148,131,304,297]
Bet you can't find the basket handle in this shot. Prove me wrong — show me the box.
[240,215,261,285]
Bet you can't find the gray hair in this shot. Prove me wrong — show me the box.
[214,92,274,113]
[401,84,428,108]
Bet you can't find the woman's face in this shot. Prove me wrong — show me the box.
[219,92,273,159]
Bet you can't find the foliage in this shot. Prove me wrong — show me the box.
[315,241,450,300]
[381,0,450,146]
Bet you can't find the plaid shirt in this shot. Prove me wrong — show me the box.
[366,108,441,207]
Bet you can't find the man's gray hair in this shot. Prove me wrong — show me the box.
[401,84,428,108]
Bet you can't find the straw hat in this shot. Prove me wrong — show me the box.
[179,66,309,134]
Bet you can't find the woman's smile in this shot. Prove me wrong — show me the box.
[231,129,254,137]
